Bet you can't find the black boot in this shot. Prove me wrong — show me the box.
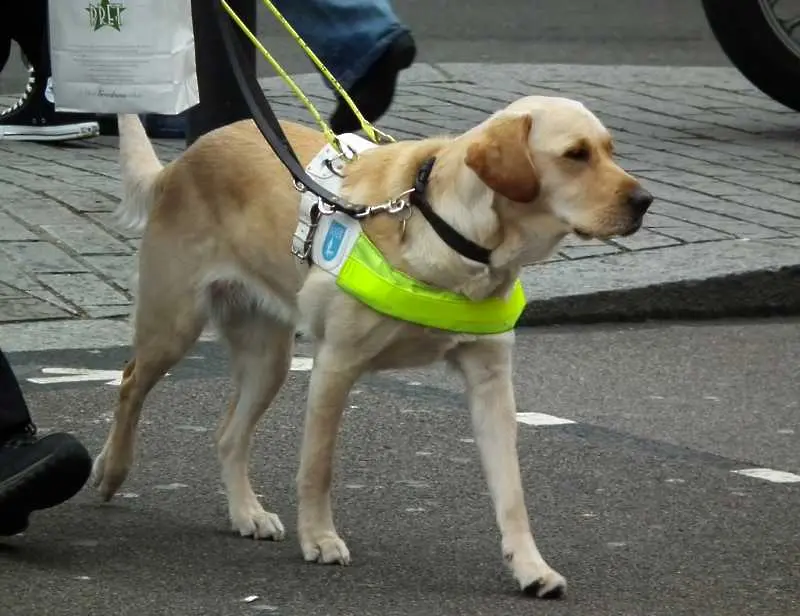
[0,424,92,536]
[329,31,416,134]
[0,65,99,142]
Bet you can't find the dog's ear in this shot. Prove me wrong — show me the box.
[465,114,539,203]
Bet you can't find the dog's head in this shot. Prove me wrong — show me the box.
[461,96,652,240]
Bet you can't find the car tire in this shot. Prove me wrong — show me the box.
[702,0,800,112]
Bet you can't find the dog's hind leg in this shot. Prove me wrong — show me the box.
[92,266,207,501]
[214,298,294,541]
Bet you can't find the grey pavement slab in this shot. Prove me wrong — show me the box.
[2,321,798,616]
[1,63,799,350]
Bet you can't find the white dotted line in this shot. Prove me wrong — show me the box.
[515,412,575,426]
[514,414,799,486]
[731,468,800,484]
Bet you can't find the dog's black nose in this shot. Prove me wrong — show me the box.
[628,186,653,216]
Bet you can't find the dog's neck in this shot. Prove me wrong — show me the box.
[401,143,568,300]
[343,138,568,302]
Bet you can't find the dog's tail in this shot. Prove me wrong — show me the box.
[115,114,164,232]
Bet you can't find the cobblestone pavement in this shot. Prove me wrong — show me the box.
[1,64,798,351]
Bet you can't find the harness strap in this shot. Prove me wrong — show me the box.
[215,2,495,265]
[215,0,359,212]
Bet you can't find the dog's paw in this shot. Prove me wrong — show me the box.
[518,567,567,599]
[503,539,566,599]
[230,503,285,541]
[299,529,351,565]
[90,449,129,501]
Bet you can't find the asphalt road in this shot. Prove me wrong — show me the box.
[2,319,798,616]
[0,0,728,95]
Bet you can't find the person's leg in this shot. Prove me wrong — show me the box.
[0,0,99,142]
[0,349,92,536]
[0,349,33,440]
[0,17,11,73]
[278,0,409,93]
[186,0,414,144]
[186,0,257,145]
[275,0,416,133]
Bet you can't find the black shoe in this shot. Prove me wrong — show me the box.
[0,66,99,142]
[0,426,92,536]
[329,31,417,134]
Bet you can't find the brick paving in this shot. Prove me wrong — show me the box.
[1,63,798,350]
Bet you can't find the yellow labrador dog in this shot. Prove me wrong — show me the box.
[93,96,652,598]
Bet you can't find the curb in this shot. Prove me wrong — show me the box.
[516,239,800,326]
[518,264,800,326]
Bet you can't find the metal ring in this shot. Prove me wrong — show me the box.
[387,200,409,214]
[340,142,358,161]
[317,198,336,215]
[324,158,345,178]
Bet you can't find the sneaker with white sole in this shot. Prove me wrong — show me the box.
[0,67,99,142]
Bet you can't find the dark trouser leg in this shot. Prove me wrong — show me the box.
[0,0,46,76]
[0,19,11,72]
[4,0,49,73]
[0,349,33,441]
[186,0,256,146]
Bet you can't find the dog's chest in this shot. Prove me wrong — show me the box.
[367,330,482,371]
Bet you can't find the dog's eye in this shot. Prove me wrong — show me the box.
[564,146,591,162]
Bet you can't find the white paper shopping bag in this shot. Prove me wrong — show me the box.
[48,0,199,114]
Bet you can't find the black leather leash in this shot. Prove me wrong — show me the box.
[214,1,492,264]
[214,0,356,212]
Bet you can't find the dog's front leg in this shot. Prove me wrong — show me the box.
[296,344,361,565]
[450,339,567,599]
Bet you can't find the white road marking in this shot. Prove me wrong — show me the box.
[153,482,189,491]
[28,367,125,386]
[175,425,210,433]
[27,357,314,387]
[731,468,800,484]
[516,412,575,426]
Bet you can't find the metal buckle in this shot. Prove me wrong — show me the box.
[291,200,322,261]
[291,219,315,259]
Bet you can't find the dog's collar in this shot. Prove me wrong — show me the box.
[409,158,493,266]
[295,137,526,335]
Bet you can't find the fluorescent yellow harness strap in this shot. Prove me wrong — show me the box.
[336,234,526,335]
[301,134,525,336]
